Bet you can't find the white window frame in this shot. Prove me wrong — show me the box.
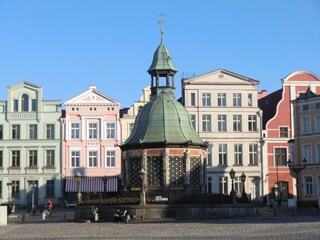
[29,124,37,139]
[248,115,257,131]
[234,144,243,165]
[218,115,227,132]
[248,93,252,107]
[46,124,55,139]
[249,144,258,165]
[302,144,312,164]
[314,115,320,133]
[70,122,80,139]
[233,115,242,132]
[206,144,213,166]
[106,122,116,139]
[190,114,196,131]
[70,149,81,168]
[217,93,226,107]
[88,122,98,139]
[46,149,55,166]
[219,176,228,194]
[87,149,99,168]
[202,93,211,106]
[304,176,313,196]
[233,93,242,107]
[105,149,116,167]
[202,115,211,132]
[218,144,227,165]
[316,143,320,163]
[301,116,311,134]
[190,92,196,106]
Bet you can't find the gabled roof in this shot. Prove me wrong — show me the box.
[293,86,319,101]
[7,81,42,91]
[65,86,120,106]
[182,68,259,85]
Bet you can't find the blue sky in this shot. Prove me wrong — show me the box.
[0,0,319,108]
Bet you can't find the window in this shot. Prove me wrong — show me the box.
[248,115,257,131]
[14,99,18,112]
[29,150,37,167]
[11,150,20,167]
[301,116,311,134]
[46,180,54,197]
[219,177,228,194]
[206,144,213,166]
[190,114,196,130]
[302,104,309,111]
[316,102,320,109]
[11,181,20,198]
[46,150,55,166]
[218,115,227,132]
[88,123,98,139]
[190,93,196,106]
[304,176,313,196]
[202,115,211,132]
[0,125,2,139]
[88,150,98,167]
[218,144,227,165]
[234,144,243,165]
[248,93,252,106]
[31,99,37,111]
[233,115,242,132]
[106,150,116,167]
[234,177,243,194]
[217,93,226,107]
[279,127,288,138]
[129,123,134,135]
[46,124,55,139]
[315,115,320,133]
[202,93,211,106]
[316,143,320,163]
[22,94,29,111]
[12,125,20,139]
[0,150,2,167]
[302,144,312,164]
[106,122,116,139]
[249,144,258,165]
[0,181,2,198]
[275,148,287,166]
[29,125,37,139]
[71,123,80,139]
[233,93,241,107]
[71,151,80,167]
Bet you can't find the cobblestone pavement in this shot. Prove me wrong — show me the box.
[1,210,320,239]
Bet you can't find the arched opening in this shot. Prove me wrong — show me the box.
[21,94,29,111]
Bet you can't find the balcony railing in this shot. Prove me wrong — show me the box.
[7,112,38,120]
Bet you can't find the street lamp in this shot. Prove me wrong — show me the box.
[30,181,37,215]
[229,168,236,204]
[240,172,248,202]
[287,158,307,210]
[75,172,82,205]
[139,167,146,206]
[102,175,108,198]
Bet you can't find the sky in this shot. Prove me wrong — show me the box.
[0,0,319,108]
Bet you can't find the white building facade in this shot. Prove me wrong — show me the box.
[0,82,62,208]
[182,69,263,201]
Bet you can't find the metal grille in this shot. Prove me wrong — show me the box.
[128,157,141,188]
[147,156,163,186]
[169,156,186,186]
[190,157,201,185]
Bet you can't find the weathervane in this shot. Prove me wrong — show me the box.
[157,13,166,42]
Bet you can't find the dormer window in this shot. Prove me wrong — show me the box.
[22,94,29,111]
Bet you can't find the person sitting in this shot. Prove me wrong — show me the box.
[46,200,53,215]
[121,209,130,223]
[113,209,121,222]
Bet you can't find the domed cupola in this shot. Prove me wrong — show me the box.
[120,28,207,196]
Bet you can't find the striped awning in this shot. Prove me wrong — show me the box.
[64,176,118,193]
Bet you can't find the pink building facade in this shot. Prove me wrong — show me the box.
[61,86,121,201]
[259,71,320,207]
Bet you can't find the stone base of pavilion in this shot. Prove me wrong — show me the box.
[74,203,259,222]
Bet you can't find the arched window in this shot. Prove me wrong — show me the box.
[21,94,29,111]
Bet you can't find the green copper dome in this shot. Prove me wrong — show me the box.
[148,41,177,75]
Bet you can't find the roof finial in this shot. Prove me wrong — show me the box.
[157,13,166,43]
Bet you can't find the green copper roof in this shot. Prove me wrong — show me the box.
[148,42,177,74]
[121,89,205,149]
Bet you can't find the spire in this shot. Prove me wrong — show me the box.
[157,13,166,44]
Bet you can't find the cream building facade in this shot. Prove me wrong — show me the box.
[182,69,264,201]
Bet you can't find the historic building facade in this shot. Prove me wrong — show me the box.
[119,86,150,143]
[259,71,320,207]
[181,69,263,201]
[61,86,121,201]
[0,82,62,207]
[289,87,320,207]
